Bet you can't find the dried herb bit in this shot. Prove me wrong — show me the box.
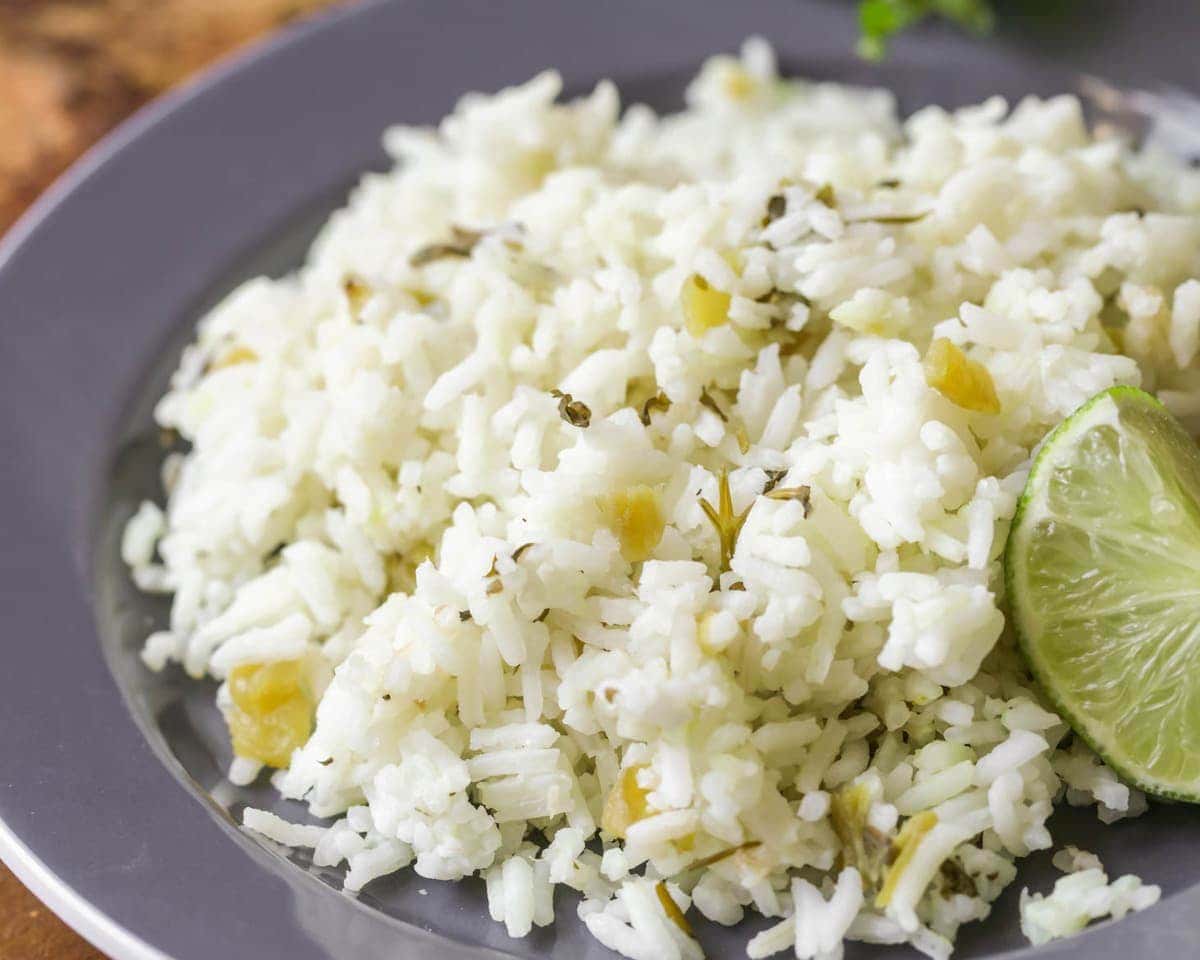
[511,542,535,563]
[756,288,811,309]
[342,275,371,314]
[639,391,671,426]
[778,330,814,358]
[655,880,696,939]
[876,178,902,189]
[381,693,392,701]
[698,467,751,572]
[830,783,890,891]
[762,193,787,226]
[688,840,762,871]
[765,484,812,518]
[761,469,787,495]
[409,243,470,267]
[938,858,978,898]
[876,811,938,908]
[728,581,746,591]
[846,209,932,225]
[734,425,750,455]
[698,387,728,423]
[814,183,837,207]
[317,757,334,766]
[534,608,550,623]
[458,610,473,622]
[550,389,592,428]
[481,554,504,595]
[409,226,486,266]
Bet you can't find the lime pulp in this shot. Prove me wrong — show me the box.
[1006,386,1200,801]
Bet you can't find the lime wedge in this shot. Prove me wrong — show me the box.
[1006,385,1200,801]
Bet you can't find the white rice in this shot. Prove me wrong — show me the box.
[1020,853,1160,946]
[124,37,1198,958]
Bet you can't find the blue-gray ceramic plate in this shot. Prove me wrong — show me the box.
[2,1,1200,958]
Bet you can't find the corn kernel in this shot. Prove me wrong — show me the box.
[598,485,665,563]
[682,274,731,337]
[227,660,313,768]
[924,338,1000,414]
[212,344,257,369]
[521,148,556,185]
[600,765,652,837]
[717,62,757,100]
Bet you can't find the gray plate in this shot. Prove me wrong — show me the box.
[2,1,1200,958]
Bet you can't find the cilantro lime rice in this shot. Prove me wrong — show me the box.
[124,38,1200,958]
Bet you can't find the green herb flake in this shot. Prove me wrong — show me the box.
[687,840,762,871]
[764,484,812,518]
[846,210,933,225]
[551,389,592,428]
[639,391,671,426]
[938,857,978,898]
[761,469,788,495]
[762,193,787,226]
[814,183,837,207]
[699,387,728,423]
[830,783,891,892]
[876,811,939,908]
[698,467,751,572]
[734,425,750,455]
[342,275,371,314]
[409,225,486,266]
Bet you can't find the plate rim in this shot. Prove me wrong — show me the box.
[1,1,1200,959]
[0,817,171,960]
[0,3,376,957]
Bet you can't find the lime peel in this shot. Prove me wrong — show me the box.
[1006,385,1200,802]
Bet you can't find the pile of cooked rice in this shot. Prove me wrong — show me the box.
[124,39,1200,958]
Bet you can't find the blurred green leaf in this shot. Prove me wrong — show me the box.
[857,0,995,60]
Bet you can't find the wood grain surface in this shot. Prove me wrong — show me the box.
[0,2,344,956]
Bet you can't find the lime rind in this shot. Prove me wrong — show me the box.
[1006,385,1200,802]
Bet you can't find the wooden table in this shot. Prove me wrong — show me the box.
[0,1,343,955]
